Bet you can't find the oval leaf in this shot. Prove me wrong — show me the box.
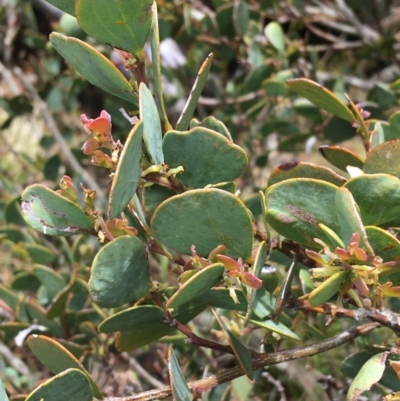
[365,226,400,262]
[151,189,253,259]
[335,187,372,253]
[319,145,364,172]
[21,184,93,236]
[98,305,164,333]
[75,0,153,55]
[268,161,346,187]
[89,236,150,307]
[163,127,248,189]
[27,335,102,399]
[347,352,388,401]
[139,84,164,165]
[108,121,143,218]
[25,368,92,401]
[50,33,138,104]
[167,263,224,309]
[287,78,354,122]
[309,271,348,306]
[265,178,340,248]
[344,174,400,226]
[364,139,400,178]
[265,21,285,54]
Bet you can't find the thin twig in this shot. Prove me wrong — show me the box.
[8,64,107,206]
[104,322,380,401]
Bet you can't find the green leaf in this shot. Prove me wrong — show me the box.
[200,288,248,312]
[242,316,300,341]
[50,33,138,104]
[108,121,143,218]
[252,287,275,319]
[347,352,388,401]
[364,139,400,178]
[163,127,248,189]
[309,271,348,306]
[167,263,224,309]
[33,265,67,300]
[371,122,387,149]
[46,284,72,319]
[265,178,340,248]
[89,236,149,308]
[149,2,171,130]
[142,185,176,217]
[0,284,19,311]
[244,241,267,325]
[335,187,373,253]
[264,22,285,54]
[24,300,63,337]
[319,145,364,172]
[190,117,232,141]
[151,188,253,259]
[389,112,400,139]
[27,335,102,399]
[21,184,94,236]
[267,161,346,187]
[116,300,206,351]
[287,79,355,122]
[176,54,213,131]
[0,322,30,342]
[344,174,400,226]
[365,226,400,262]
[75,0,153,55]
[263,79,288,97]
[233,0,249,38]
[213,310,254,380]
[26,244,56,265]
[44,0,75,16]
[25,368,92,401]
[168,347,193,401]
[98,305,164,333]
[139,83,164,165]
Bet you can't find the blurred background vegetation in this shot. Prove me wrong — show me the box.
[2,0,400,400]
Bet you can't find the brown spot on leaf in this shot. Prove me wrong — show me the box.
[287,204,319,227]
[278,161,299,171]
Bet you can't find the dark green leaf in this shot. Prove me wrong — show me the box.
[89,236,150,308]
[167,263,224,309]
[140,83,164,165]
[268,161,346,187]
[108,121,143,218]
[163,127,248,189]
[21,184,94,236]
[364,140,400,178]
[151,189,253,259]
[75,0,153,55]
[344,174,400,226]
[168,346,193,401]
[25,368,92,401]
[98,305,164,333]
[27,335,102,399]
[50,33,138,104]
[287,79,354,122]
[265,178,340,248]
[319,145,364,173]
